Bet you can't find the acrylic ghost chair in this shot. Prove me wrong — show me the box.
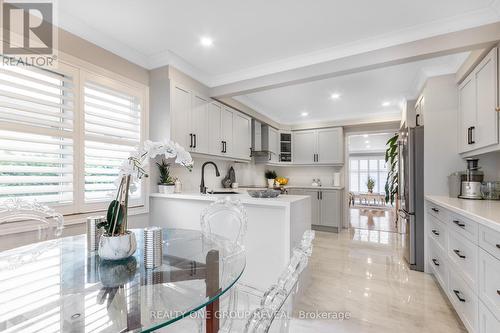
[237,230,316,333]
[0,198,64,269]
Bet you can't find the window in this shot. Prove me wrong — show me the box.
[349,156,387,194]
[83,79,142,208]
[0,60,148,215]
[0,63,75,212]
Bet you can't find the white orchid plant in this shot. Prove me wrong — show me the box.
[99,140,193,236]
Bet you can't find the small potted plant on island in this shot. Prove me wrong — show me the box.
[157,160,175,194]
[265,170,277,188]
[367,177,375,193]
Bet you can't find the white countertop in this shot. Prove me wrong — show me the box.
[285,185,344,190]
[426,195,500,232]
[150,191,310,207]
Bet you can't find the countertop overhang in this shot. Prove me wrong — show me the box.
[426,195,500,232]
[150,192,310,207]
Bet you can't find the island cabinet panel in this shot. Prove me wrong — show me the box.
[425,199,500,333]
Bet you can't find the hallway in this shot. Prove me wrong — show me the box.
[349,207,398,233]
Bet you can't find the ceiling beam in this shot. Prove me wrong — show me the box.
[210,22,500,98]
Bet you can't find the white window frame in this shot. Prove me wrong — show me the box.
[349,155,387,194]
[0,55,149,217]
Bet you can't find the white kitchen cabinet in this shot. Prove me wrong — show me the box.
[221,106,233,156]
[459,47,499,155]
[292,128,343,165]
[170,83,251,161]
[208,102,222,155]
[415,94,424,127]
[317,128,343,164]
[320,190,342,228]
[304,190,320,226]
[292,130,316,164]
[170,85,192,150]
[191,94,209,153]
[232,111,252,160]
[426,199,500,333]
[268,127,279,162]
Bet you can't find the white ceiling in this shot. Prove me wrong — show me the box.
[234,52,469,125]
[57,0,500,86]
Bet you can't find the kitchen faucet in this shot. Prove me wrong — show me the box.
[200,161,220,194]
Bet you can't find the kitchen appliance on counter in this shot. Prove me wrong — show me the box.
[458,158,484,200]
[447,172,462,198]
[480,181,500,200]
[398,124,424,272]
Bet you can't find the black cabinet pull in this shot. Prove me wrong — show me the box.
[432,258,439,266]
[497,290,500,296]
[431,229,440,236]
[224,141,227,153]
[221,141,225,153]
[470,126,475,144]
[431,208,439,213]
[453,220,465,228]
[467,127,471,145]
[249,148,252,157]
[193,134,197,148]
[496,244,500,249]
[453,249,466,259]
[453,290,466,302]
[416,114,420,126]
[189,133,193,148]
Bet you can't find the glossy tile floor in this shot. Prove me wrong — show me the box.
[290,229,467,333]
[349,207,398,232]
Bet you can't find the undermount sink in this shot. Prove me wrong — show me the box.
[208,191,239,194]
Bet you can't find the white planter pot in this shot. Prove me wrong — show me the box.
[98,231,137,261]
[267,179,275,188]
[158,184,175,194]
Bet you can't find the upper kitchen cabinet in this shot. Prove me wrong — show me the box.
[170,83,251,161]
[232,111,252,160]
[292,127,344,165]
[458,47,499,156]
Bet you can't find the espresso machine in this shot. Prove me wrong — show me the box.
[459,158,484,200]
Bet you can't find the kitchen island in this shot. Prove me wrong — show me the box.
[150,192,311,289]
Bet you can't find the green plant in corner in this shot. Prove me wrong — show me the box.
[384,133,399,205]
[367,177,375,193]
[156,160,174,185]
[264,170,277,180]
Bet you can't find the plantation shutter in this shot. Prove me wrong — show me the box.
[0,62,76,208]
[83,79,143,205]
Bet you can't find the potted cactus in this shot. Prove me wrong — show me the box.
[157,160,175,194]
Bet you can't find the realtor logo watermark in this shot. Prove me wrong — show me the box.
[1,0,58,67]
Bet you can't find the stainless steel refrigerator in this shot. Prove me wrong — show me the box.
[398,125,424,271]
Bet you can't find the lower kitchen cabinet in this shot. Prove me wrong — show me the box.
[425,199,500,333]
[291,189,343,232]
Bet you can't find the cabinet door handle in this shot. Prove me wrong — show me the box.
[497,290,500,296]
[431,229,440,236]
[432,258,439,266]
[221,141,225,153]
[453,249,466,259]
[431,208,439,213]
[470,126,475,144]
[453,290,466,302]
[496,244,500,249]
[249,148,253,157]
[416,114,420,126]
[189,133,193,148]
[467,127,471,145]
[453,220,465,228]
[224,141,227,153]
[193,134,197,148]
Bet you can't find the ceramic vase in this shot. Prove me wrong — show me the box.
[98,231,137,261]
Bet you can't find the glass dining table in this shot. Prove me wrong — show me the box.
[0,228,246,333]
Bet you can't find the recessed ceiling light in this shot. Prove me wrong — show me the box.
[330,93,341,100]
[363,134,369,138]
[301,112,309,117]
[200,37,214,47]
[366,145,371,149]
[365,140,370,144]
[382,101,391,107]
